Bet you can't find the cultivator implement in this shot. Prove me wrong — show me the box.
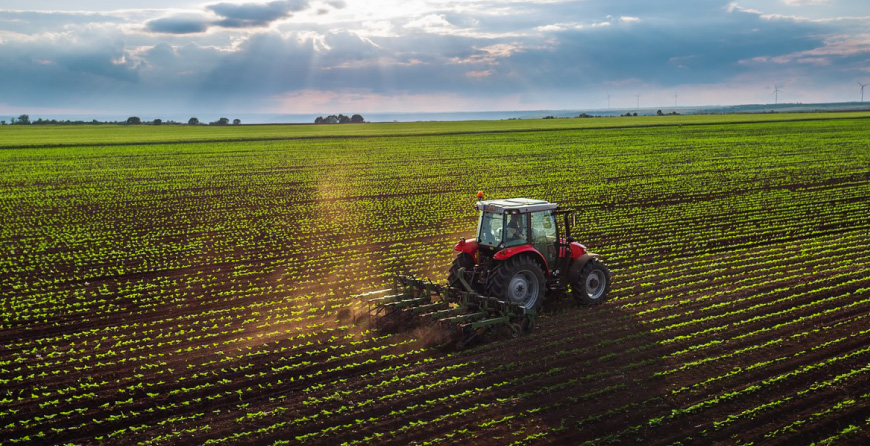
[357,274,537,349]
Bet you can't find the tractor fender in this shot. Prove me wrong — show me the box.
[568,253,600,284]
[493,245,549,272]
[454,238,479,258]
[568,241,587,260]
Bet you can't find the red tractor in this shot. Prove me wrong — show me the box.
[449,197,610,311]
[360,196,611,346]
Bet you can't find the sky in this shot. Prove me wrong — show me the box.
[0,0,868,118]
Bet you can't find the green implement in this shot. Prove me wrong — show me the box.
[357,275,537,349]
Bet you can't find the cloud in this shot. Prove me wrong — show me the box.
[0,10,127,34]
[146,15,211,34]
[0,0,868,116]
[404,14,454,34]
[782,0,830,5]
[144,0,313,35]
[208,0,310,28]
[727,1,870,23]
[738,32,870,76]
[466,69,494,78]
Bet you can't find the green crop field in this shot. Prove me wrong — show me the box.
[2,113,870,445]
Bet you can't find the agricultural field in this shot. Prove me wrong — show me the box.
[2,112,870,445]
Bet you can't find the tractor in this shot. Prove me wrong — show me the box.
[359,195,611,347]
[449,196,610,310]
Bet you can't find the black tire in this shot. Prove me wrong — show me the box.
[448,253,476,290]
[571,258,611,305]
[486,256,546,311]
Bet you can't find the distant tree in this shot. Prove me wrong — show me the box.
[126,116,141,125]
[543,115,555,119]
[351,114,364,123]
[633,112,638,116]
[656,110,663,116]
[213,117,229,125]
[325,115,339,124]
[338,114,350,124]
[153,119,162,125]
[233,119,241,125]
[188,117,199,125]
[15,114,30,125]
[0,121,5,125]
[314,116,324,124]
[577,113,592,118]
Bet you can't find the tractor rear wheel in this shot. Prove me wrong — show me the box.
[487,256,545,311]
[572,258,611,305]
[448,253,476,291]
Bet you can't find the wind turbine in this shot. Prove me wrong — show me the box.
[859,81,868,102]
[606,92,611,108]
[635,94,640,109]
[772,83,782,105]
[674,92,678,107]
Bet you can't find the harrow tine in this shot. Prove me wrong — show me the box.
[353,288,392,298]
[384,295,431,309]
[366,293,408,305]
[426,306,465,319]
[440,311,487,325]
[410,302,449,314]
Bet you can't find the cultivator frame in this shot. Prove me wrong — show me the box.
[358,274,537,349]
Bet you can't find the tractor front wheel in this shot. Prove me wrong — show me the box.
[572,258,611,305]
[487,256,545,311]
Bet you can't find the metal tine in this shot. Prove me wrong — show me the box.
[366,293,407,304]
[411,301,449,314]
[354,288,392,298]
[427,306,465,320]
[441,311,487,325]
[384,293,430,308]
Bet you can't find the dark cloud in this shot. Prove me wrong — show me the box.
[144,0,311,35]
[208,0,309,28]
[521,12,828,88]
[0,35,143,113]
[145,15,211,34]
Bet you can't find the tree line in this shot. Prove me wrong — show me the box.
[314,114,365,124]
[3,114,242,126]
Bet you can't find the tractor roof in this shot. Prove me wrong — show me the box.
[475,198,558,214]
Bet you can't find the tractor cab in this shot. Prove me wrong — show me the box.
[475,198,561,267]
